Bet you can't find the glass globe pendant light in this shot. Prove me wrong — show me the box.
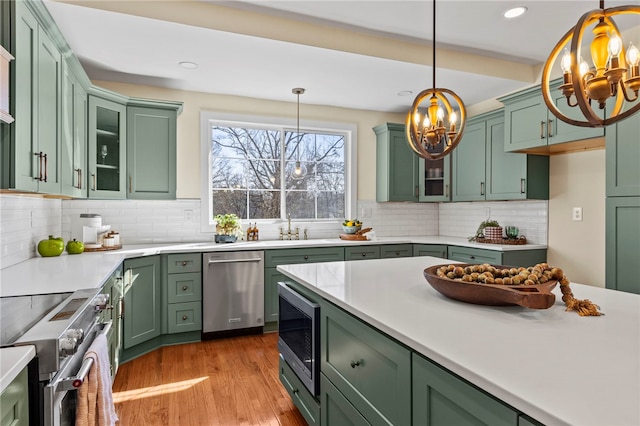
[541,1,640,127]
[406,0,466,160]
[291,88,307,180]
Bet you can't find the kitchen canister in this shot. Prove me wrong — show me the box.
[483,226,503,240]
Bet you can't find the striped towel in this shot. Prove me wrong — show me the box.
[75,333,118,426]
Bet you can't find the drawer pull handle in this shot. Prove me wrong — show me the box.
[350,360,361,368]
[540,121,545,139]
[181,261,188,266]
[304,255,309,260]
[182,285,188,291]
[182,315,188,321]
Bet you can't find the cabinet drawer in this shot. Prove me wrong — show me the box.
[344,246,380,261]
[167,302,202,333]
[279,356,320,426]
[321,302,411,425]
[321,373,370,426]
[0,366,29,426]
[380,244,413,258]
[265,247,344,268]
[412,353,518,426]
[167,253,201,273]
[413,244,448,258]
[167,272,202,303]
[447,246,502,264]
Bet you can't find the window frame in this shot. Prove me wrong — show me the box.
[200,111,357,232]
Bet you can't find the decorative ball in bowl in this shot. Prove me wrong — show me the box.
[342,225,362,234]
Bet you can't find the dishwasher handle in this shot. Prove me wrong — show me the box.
[207,257,262,264]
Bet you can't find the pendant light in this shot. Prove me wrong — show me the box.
[291,88,307,180]
[542,1,640,127]
[405,0,466,160]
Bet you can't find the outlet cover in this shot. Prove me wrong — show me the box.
[572,207,583,222]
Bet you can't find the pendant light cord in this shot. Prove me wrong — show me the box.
[432,0,436,89]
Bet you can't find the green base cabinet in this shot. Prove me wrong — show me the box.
[321,301,411,425]
[413,244,447,258]
[280,356,320,426]
[447,246,547,267]
[412,353,518,426]
[164,253,202,334]
[0,366,29,426]
[606,197,640,294]
[380,244,413,258]
[123,255,161,349]
[374,123,419,202]
[127,103,180,200]
[452,110,548,202]
[100,265,124,379]
[321,373,370,426]
[344,245,380,261]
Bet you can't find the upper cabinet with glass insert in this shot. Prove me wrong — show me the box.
[88,94,127,199]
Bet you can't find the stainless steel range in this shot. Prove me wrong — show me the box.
[14,287,114,426]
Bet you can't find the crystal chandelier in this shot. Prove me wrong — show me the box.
[406,0,466,160]
[542,1,640,127]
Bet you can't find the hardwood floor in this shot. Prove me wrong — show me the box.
[112,333,307,425]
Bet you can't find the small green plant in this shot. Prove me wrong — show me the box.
[214,213,243,237]
[469,219,501,241]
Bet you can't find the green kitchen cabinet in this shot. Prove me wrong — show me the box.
[452,110,549,201]
[60,60,87,198]
[127,102,181,199]
[447,246,547,267]
[321,300,411,425]
[163,253,202,334]
[501,81,604,152]
[380,244,413,258]
[606,197,640,294]
[7,2,62,194]
[374,123,419,202]
[0,365,29,426]
[264,247,345,326]
[123,255,161,349]
[412,353,519,426]
[418,142,452,202]
[321,373,370,426]
[413,244,448,258]
[280,356,320,426]
[88,93,127,199]
[344,245,380,261]
[606,112,640,197]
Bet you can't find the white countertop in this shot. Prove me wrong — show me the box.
[0,236,545,298]
[0,345,35,394]
[277,256,640,426]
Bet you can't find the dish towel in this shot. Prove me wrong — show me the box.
[76,333,118,426]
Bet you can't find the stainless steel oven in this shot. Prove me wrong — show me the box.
[277,282,320,396]
[14,287,115,426]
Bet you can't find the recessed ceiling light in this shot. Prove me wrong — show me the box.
[503,6,527,19]
[179,61,198,69]
[397,90,413,96]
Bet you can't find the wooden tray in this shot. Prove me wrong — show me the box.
[423,264,558,309]
[83,245,122,252]
[339,227,372,241]
[476,237,527,245]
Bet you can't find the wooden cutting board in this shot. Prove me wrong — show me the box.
[339,227,372,241]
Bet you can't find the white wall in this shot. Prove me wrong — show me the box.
[548,149,606,287]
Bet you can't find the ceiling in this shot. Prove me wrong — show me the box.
[44,0,640,114]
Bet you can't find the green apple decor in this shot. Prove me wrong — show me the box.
[37,235,64,257]
[65,239,84,254]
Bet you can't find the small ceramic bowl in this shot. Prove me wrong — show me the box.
[342,225,362,234]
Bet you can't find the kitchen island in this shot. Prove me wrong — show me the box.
[277,256,640,426]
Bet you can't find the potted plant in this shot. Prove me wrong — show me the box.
[469,219,502,241]
[214,214,243,243]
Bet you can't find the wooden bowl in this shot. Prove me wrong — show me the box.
[423,264,558,309]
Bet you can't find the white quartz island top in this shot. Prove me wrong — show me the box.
[277,256,640,426]
[0,345,35,394]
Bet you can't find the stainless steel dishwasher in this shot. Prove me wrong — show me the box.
[202,251,265,338]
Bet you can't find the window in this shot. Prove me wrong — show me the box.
[200,112,356,231]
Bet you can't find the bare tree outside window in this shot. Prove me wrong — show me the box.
[210,125,345,220]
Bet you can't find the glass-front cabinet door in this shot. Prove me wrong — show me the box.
[88,95,126,198]
[418,143,451,202]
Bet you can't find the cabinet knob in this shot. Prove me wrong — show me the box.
[182,285,188,291]
[362,253,366,257]
[350,360,361,368]
[470,255,476,260]
[304,255,309,260]
[181,261,188,266]
[182,315,188,321]
[395,252,400,256]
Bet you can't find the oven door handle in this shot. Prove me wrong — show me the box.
[57,321,112,392]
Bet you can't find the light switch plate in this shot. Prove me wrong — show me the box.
[572,207,583,222]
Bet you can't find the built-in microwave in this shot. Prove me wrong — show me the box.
[277,282,320,396]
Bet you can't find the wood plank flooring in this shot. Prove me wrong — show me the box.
[112,333,307,425]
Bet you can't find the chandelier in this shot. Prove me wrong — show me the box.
[406,0,466,160]
[291,88,306,180]
[542,1,640,127]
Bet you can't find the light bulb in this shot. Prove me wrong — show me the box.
[449,111,457,132]
[627,42,640,66]
[579,57,589,76]
[294,163,303,176]
[608,35,622,57]
[436,107,444,121]
[561,49,572,73]
[414,112,421,127]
